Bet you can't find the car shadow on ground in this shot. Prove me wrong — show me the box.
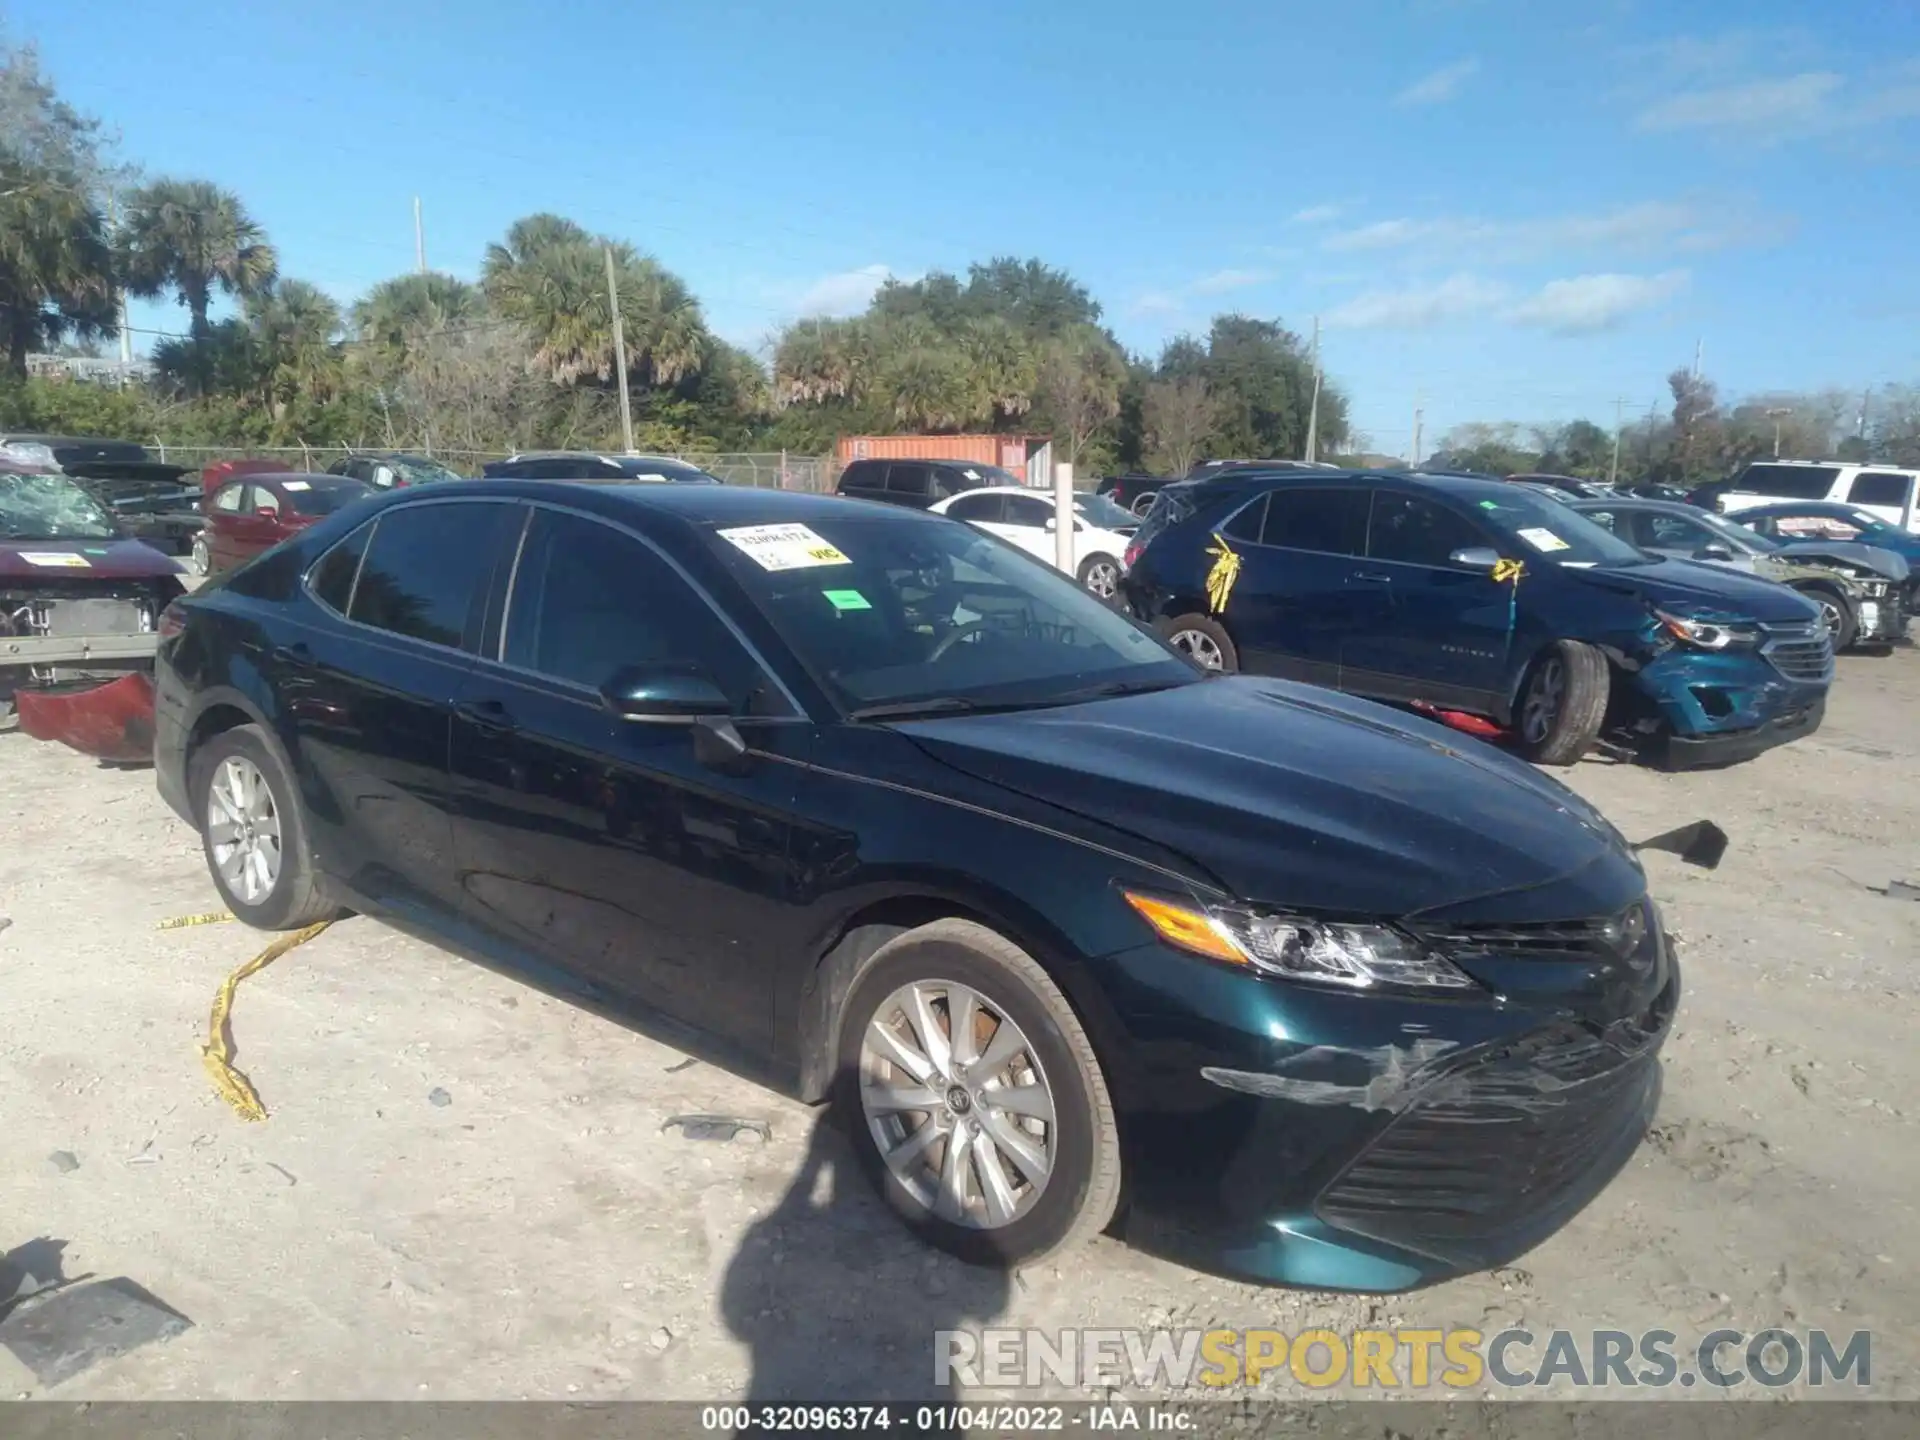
[720,1109,1008,1430]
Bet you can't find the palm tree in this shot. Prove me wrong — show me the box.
[879,348,972,432]
[247,279,343,409]
[480,212,594,312]
[0,165,116,377]
[119,178,277,394]
[351,272,482,364]
[955,315,1035,426]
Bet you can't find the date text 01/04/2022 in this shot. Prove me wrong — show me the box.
[698,1403,1196,1431]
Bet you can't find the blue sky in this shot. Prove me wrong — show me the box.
[11,0,1920,452]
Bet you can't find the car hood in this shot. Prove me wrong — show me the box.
[1560,556,1820,622]
[0,537,183,579]
[1774,540,1909,582]
[899,677,1642,921]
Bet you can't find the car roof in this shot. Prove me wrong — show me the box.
[243,471,363,487]
[1568,496,1686,513]
[450,479,921,530]
[1737,500,1868,516]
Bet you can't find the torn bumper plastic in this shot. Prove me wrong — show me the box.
[14,672,157,762]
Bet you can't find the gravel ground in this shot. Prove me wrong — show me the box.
[2,654,1916,1406]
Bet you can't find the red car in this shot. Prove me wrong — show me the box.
[197,471,374,575]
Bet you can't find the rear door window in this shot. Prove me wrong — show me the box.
[1848,471,1914,508]
[247,484,282,517]
[885,464,932,496]
[934,466,987,497]
[1367,493,1488,567]
[1003,494,1054,528]
[1736,464,1841,500]
[1260,486,1370,555]
[838,461,884,492]
[943,492,1004,522]
[348,501,519,651]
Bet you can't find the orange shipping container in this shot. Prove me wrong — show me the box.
[838,434,1034,483]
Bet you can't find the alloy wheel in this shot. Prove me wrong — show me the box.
[1818,598,1844,639]
[859,979,1057,1229]
[1521,657,1566,744]
[190,535,210,576]
[1169,629,1224,670]
[206,755,282,904]
[1083,560,1119,598]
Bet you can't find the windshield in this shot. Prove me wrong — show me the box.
[1470,486,1650,567]
[391,457,463,485]
[1694,508,1776,553]
[1073,493,1137,530]
[706,512,1196,715]
[0,472,119,540]
[284,478,374,517]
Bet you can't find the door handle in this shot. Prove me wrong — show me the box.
[270,640,311,664]
[454,697,516,734]
[1351,571,1394,584]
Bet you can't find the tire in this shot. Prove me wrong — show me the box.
[1158,613,1238,673]
[188,723,338,930]
[1511,639,1608,766]
[190,533,211,577]
[1797,585,1856,652]
[1077,553,1121,600]
[833,918,1122,1269]
[1130,493,1156,517]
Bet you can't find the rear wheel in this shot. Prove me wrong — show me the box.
[189,724,338,930]
[1077,553,1121,599]
[835,919,1121,1268]
[189,533,211,577]
[1512,640,1608,766]
[1159,614,1238,673]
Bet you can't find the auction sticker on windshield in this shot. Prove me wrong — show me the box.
[719,523,850,571]
[21,552,90,568]
[282,480,311,491]
[1516,527,1571,553]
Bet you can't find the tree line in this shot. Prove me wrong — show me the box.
[0,41,1345,471]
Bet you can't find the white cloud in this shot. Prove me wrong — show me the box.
[1506,270,1690,333]
[1637,72,1840,132]
[1128,291,1185,319]
[1323,201,1737,259]
[1288,203,1343,225]
[791,264,895,318]
[1189,268,1271,295]
[1394,58,1480,107]
[1326,274,1510,330]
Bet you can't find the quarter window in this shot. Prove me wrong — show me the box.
[1259,486,1370,555]
[1220,494,1267,542]
[502,509,772,709]
[1848,471,1913,508]
[348,501,517,650]
[309,522,373,614]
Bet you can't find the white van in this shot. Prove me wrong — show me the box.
[1707,461,1920,533]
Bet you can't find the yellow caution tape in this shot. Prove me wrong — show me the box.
[1205,535,1242,615]
[1491,557,1527,585]
[201,920,333,1122]
[158,910,236,930]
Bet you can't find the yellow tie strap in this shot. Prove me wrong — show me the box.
[200,920,334,1122]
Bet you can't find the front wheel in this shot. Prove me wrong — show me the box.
[1077,553,1121,599]
[835,919,1122,1268]
[1798,585,1856,651]
[1511,639,1609,766]
[1159,613,1238,673]
[189,533,211,577]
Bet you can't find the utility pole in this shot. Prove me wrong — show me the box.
[1410,392,1423,468]
[1610,397,1625,485]
[413,197,426,274]
[605,246,635,454]
[1766,406,1794,459]
[1692,337,1703,380]
[108,193,133,385]
[1858,387,1872,441]
[1303,316,1322,463]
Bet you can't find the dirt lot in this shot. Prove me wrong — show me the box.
[3,654,1918,1405]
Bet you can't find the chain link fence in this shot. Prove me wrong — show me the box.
[139,444,836,492]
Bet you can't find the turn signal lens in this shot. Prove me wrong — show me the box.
[1122,891,1248,966]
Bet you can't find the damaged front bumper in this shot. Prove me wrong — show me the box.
[14,671,157,762]
[1101,901,1679,1291]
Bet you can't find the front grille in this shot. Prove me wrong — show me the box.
[1760,620,1834,682]
[42,598,148,637]
[1316,1004,1669,1249]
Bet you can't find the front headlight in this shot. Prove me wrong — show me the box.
[1653,608,1760,650]
[1122,891,1476,992]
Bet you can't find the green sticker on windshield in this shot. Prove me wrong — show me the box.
[1479,500,1499,509]
[824,589,872,611]
[84,547,109,554]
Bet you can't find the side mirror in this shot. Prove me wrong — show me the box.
[600,664,731,723]
[1694,543,1734,562]
[1450,546,1502,571]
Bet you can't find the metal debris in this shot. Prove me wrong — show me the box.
[661,1114,772,1143]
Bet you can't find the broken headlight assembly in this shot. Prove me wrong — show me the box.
[1653,608,1760,651]
[1121,891,1476,992]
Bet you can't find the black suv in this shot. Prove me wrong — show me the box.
[482,452,721,483]
[835,458,1012,508]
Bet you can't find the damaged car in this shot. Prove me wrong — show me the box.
[1122,470,1833,768]
[1570,497,1909,651]
[156,482,1678,1291]
[0,467,187,759]
[1,434,203,562]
